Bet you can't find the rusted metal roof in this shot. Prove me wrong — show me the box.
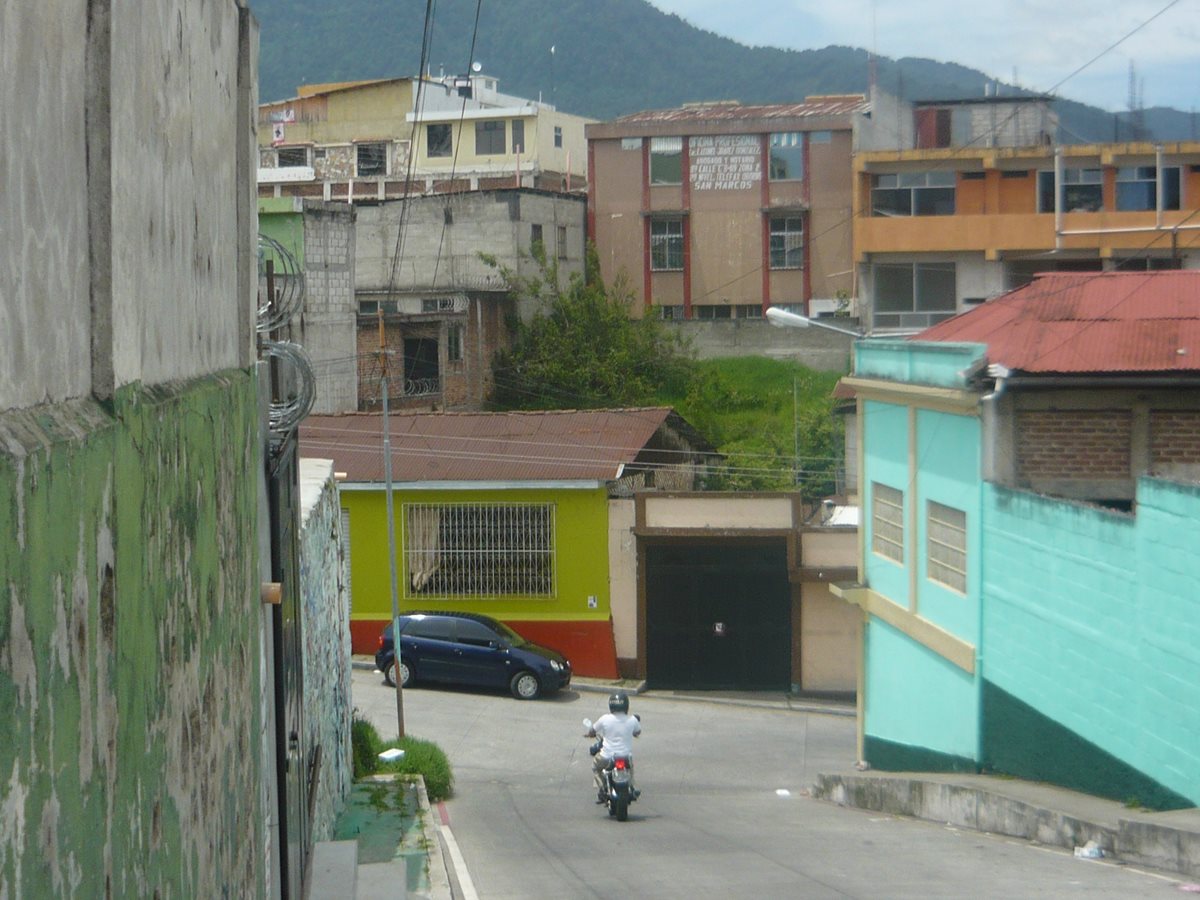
[613,95,869,125]
[916,271,1200,375]
[300,408,696,483]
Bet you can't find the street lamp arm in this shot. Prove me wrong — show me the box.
[766,306,863,338]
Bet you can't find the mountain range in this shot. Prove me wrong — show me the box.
[252,0,1196,143]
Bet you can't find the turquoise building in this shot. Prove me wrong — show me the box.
[836,272,1200,810]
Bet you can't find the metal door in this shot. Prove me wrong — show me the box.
[645,540,791,690]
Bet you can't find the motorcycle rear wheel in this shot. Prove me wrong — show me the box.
[614,791,629,821]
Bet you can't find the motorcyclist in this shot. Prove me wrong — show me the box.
[587,691,641,803]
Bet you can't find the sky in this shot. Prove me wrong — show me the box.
[648,0,1198,113]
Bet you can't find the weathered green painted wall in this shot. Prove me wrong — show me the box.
[0,371,265,897]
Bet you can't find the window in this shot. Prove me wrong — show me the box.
[872,172,955,216]
[403,502,556,597]
[447,323,463,362]
[695,305,732,319]
[961,171,985,181]
[358,299,397,315]
[621,137,642,151]
[276,145,309,167]
[553,126,563,148]
[1116,166,1181,211]
[427,124,452,158]
[769,216,804,269]
[872,483,904,563]
[650,137,683,185]
[650,219,684,270]
[356,142,387,177]
[421,297,457,313]
[874,262,956,329]
[927,501,967,593]
[556,224,568,259]
[511,119,525,153]
[1037,168,1102,212]
[530,223,544,256]
[475,120,505,155]
[657,305,684,320]
[769,133,804,181]
[733,305,763,318]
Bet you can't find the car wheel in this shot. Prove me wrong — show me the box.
[510,670,541,700]
[381,657,395,687]
[399,659,413,688]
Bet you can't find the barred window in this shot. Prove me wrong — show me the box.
[769,216,804,269]
[871,482,904,563]
[927,501,967,593]
[650,218,684,270]
[404,503,556,598]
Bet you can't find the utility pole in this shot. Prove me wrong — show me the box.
[379,307,405,739]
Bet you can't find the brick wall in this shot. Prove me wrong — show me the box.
[1151,409,1200,465]
[1016,410,1131,480]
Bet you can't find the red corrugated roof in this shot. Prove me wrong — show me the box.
[299,408,681,483]
[916,271,1200,374]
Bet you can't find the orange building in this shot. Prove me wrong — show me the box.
[855,120,1200,331]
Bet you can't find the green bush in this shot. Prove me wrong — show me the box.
[350,712,454,802]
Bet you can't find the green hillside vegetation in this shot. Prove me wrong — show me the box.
[252,0,1194,141]
[488,249,845,496]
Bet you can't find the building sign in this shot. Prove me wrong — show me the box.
[269,108,296,124]
[690,134,761,191]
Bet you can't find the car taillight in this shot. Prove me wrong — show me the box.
[614,758,627,770]
[378,635,384,649]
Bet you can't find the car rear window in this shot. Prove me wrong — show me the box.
[402,617,457,642]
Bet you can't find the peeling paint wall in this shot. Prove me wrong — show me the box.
[0,375,265,897]
[298,459,352,841]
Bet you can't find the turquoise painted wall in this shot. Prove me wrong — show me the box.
[0,373,265,897]
[342,485,611,623]
[855,340,986,388]
[983,480,1200,807]
[863,400,910,607]
[865,618,979,765]
[914,408,981,640]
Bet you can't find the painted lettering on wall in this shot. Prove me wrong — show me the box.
[690,135,761,191]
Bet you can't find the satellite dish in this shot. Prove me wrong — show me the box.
[471,61,482,73]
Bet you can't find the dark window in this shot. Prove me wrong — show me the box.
[874,262,957,329]
[403,616,457,642]
[961,171,986,181]
[769,133,804,181]
[1116,166,1181,211]
[657,305,684,320]
[457,619,502,647]
[277,146,308,167]
[511,119,525,153]
[447,324,464,362]
[1038,168,1103,212]
[1001,169,1029,179]
[872,172,955,216]
[769,216,804,269]
[553,126,563,148]
[475,120,505,155]
[530,223,544,256]
[695,305,732,319]
[650,219,684,270]
[556,225,567,259]
[427,124,452,158]
[650,137,682,184]
[356,142,387,177]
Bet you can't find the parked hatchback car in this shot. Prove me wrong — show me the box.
[375,612,572,700]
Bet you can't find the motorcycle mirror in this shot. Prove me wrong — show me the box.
[582,717,593,730]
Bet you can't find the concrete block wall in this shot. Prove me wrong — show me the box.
[301,202,359,414]
[982,481,1200,808]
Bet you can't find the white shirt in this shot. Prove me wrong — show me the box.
[593,711,641,758]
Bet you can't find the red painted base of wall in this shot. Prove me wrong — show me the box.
[349,618,619,679]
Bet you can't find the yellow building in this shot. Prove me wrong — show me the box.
[259,73,592,200]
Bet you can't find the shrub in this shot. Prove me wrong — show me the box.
[350,712,454,802]
[351,714,382,779]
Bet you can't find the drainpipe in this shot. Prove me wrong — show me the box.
[1054,147,1063,251]
[1156,144,1164,231]
[976,363,1008,768]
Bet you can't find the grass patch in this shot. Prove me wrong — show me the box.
[351,712,455,802]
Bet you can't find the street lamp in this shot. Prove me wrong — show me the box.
[765,306,864,338]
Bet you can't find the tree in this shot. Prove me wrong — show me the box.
[488,245,692,410]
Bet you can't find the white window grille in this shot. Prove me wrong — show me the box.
[927,501,967,593]
[871,482,904,563]
[403,502,556,598]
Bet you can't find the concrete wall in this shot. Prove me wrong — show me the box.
[1,1,267,895]
[666,319,854,370]
[982,479,1200,808]
[608,499,638,668]
[298,460,353,841]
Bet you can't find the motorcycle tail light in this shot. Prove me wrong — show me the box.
[614,758,627,770]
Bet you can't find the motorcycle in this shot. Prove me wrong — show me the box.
[582,717,639,821]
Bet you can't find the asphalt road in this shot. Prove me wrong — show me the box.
[353,670,1186,899]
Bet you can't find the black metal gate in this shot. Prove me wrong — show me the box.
[645,540,791,690]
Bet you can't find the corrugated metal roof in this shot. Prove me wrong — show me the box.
[614,95,869,125]
[299,408,683,483]
[916,271,1200,375]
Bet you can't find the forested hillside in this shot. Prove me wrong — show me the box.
[252,0,1193,145]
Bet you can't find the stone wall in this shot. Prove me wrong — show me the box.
[298,460,353,841]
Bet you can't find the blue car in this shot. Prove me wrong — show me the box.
[375,612,572,700]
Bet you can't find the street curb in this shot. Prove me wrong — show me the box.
[812,772,1200,880]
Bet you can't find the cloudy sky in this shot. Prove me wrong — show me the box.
[648,0,1197,112]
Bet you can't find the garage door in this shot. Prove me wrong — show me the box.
[645,540,791,690]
